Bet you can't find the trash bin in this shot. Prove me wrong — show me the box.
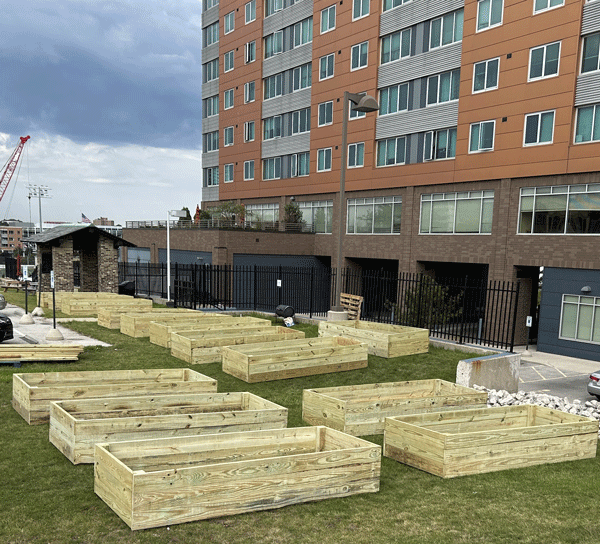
[118,281,135,296]
[275,305,295,318]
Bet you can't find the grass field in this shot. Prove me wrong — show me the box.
[0,306,597,544]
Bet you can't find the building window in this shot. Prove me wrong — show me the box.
[560,294,600,343]
[473,58,499,92]
[224,50,234,72]
[469,120,495,152]
[224,11,235,34]
[353,0,369,20]
[348,142,365,168]
[317,148,332,171]
[524,110,555,145]
[351,41,368,70]
[477,0,503,31]
[203,130,219,152]
[245,0,256,23]
[246,202,279,223]
[318,101,333,126]
[204,0,218,10]
[424,128,457,160]
[224,163,234,183]
[244,121,255,142]
[202,59,219,83]
[262,158,282,180]
[244,81,255,103]
[265,0,283,17]
[204,22,219,47]
[518,184,600,234]
[582,33,600,73]
[292,108,311,134]
[292,63,312,91]
[534,0,563,13]
[244,160,254,180]
[350,102,366,119]
[203,95,219,118]
[246,41,256,64]
[319,53,334,80]
[379,83,409,115]
[420,191,493,234]
[381,29,411,64]
[575,103,600,143]
[293,18,313,48]
[383,0,410,12]
[427,69,460,105]
[298,200,333,233]
[203,167,219,187]
[224,88,234,109]
[347,196,402,234]
[430,9,464,48]
[377,137,406,166]
[263,116,282,140]
[291,152,310,177]
[224,126,234,146]
[264,73,283,99]
[321,5,336,33]
[265,32,283,59]
[529,42,560,80]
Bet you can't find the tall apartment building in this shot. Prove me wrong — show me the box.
[198,0,600,359]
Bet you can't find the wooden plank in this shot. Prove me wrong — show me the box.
[120,311,200,337]
[340,293,363,320]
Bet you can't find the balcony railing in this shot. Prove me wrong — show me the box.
[125,219,315,233]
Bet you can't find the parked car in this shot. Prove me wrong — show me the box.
[587,371,600,400]
[0,313,13,342]
[0,294,6,311]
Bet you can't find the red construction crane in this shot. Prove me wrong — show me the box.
[0,136,30,203]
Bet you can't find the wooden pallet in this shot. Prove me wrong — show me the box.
[340,292,363,320]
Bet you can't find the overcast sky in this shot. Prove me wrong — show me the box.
[0,0,204,226]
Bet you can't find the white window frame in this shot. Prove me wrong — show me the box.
[381,29,411,64]
[293,18,313,48]
[376,136,407,166]
[245,41,256,64]
[424,128,457,161]
[351,41,369,71]
[298,200,333,233]
[224,163,234,183]
[347,196,402,234]
[469,120,495,152]
[528,41,561,81]
[203,58,219,83]
[476,0,503,32]
[203,131,219,153]
[264,73,283,100]
[224,88,234,110]
[205,0,218,10]
[353,0,370,21]
[317,148,332,172]
[224,50,234,73]
[244,121,255,142]
[203,166,219,187]
[321,5,336,34]
[265,31,283,59]
[533,0,563,14]
[244,160,255,180]
[575,103,600,144]
[203,95,219,118]
[292,108,311,135]
[430,9,464,49]
[244,81,255,103]
[263,115,282,141]
[420,191,494,234]
[224,11,235,35]
[472,57,499,93]
[523,110,555,146]
[318,101,333,127]
[348,142,365,168]
[245,0,256,23]
[559,294,600,344]
[383,0,411,11]
[319,53,335,81]
[426,69,460,106]
[262,157,282,180]
[291,152,310,177]
[265,0,283,17]
[292,63,312,91]
[224,126,234,147]
[204,22,219,47]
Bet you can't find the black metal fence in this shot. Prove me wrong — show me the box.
[119,263,519,350]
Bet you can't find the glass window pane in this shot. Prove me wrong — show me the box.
[491,0,502,25]
[399,84,408,110]
[389,85,399,113]
[448,128,457,157]
[525,115,540,144]
[455,199,481,233]
[401,29,411,56]
[545,43,560,76]
[481,122,494,149]
[420,201,431,232]
[380,88,389,115]
[470,124,480,151]
[436,130,448,159]
[582,34,600,73]
[561,303,577,339]
[577,304,593,341]
[431,200,454,232]
[487,59,498,87]
[427,77,438,105]
[592,309,600,343]
[478,0,490,30]
[356,204,373,233]
[594,105,600,141]
[454,9,463,40]
[396,137,406,163]
[481,199,493,232]
[530,48,544,79]
[439,72,451,102]
[442,13,454,45]
[430,19,441,48]
[374,203,392,233]
[539,111,554,142]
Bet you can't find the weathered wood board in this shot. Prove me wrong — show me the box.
[222,336,368,383]
[303,380,488,435]
[12,368,217,425]
[383,405,599,478]
[318,321,429,358]
[0,344,84,364]
[119,310,200,337]
[171,326,305,364]
[94,426,381,529]
[149,316,269,348]
[50,392,288,464]
[97,307,195,329]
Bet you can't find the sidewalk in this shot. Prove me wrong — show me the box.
[513,344,599,375]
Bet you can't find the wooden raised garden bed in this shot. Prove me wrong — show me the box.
[119,310,200,337]
[12,368,217,425]
[318,320,429,358]
[383,405,599,478]
[50,392,288,464]
[149,316,269,348]
[41,291,127,311]
[94,426,381,529]
[222,336,367,383]
[302,380,488,435]
[62,297,153,316]
[171,326,305,365]
[97,307,194,329]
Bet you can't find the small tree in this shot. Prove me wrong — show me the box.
[284,201,303,224]
[215,201,245,222]
[177,207,192,225]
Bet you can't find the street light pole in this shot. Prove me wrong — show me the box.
[166,209,186,303]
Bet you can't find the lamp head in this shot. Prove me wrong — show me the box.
[351,94,379,113]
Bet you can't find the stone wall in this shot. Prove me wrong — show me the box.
[98,237,119,292]
[80,246,98,292]
[52,238,74,292]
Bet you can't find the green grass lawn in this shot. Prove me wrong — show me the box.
[0,315,597,544]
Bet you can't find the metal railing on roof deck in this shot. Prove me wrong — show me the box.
[124,219,315,233]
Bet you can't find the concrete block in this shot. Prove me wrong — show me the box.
[456,352,521,393]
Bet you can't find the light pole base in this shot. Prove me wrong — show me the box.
[45,328,64,341]
[32,307,45,317]
[19,313,34,325]
[327,309,349,321]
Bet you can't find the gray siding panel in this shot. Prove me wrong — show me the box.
[202,79,219,98]
[263,44,312,77]
[203,43,219,62]
[262,132,311,158]
[376,101,459,139]
[202,151,219,167]
[262,88,312,117]
[203,115,220,133]
[380,0,464,35]
[203,5,220,26]
[575,72,600,106]
[202,185,220,203]
[378,42,462,87]
[263,1,314,35]
[582,1,600,35]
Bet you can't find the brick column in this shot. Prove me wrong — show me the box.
[98,238,118,293]
[80,246,98,292]
[52,238,74,292]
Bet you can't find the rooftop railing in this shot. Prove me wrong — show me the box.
[125,219,315,233]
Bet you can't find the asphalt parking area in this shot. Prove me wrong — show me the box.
[518,361,587,384]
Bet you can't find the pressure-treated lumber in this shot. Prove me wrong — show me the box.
[0,344,84,364]
[383,405,599,478]
[62,298,153,316]
[340,292,363,320]
[318,320,429,358]
[12,368,217,425]
[41,291,126,311]
[94,426,381,530]
[97,307,194,329]
[222,336,367,383]
[119,310,200,337]
[302,380,488,435]
[149,315,269,347]
[50,392,288,464]
[171,325,305,364]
